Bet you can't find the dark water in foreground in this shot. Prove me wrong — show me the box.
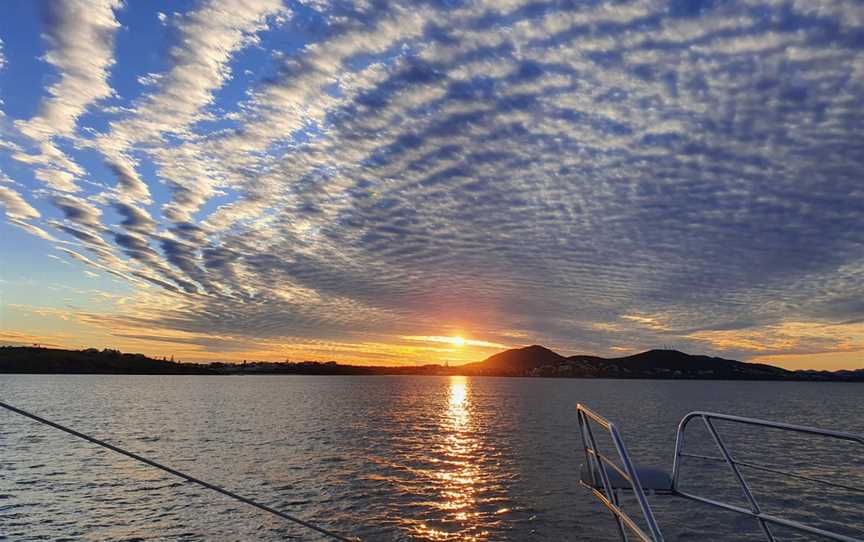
[1,375,862,541]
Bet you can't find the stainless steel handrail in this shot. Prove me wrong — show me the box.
[671,411,864,542]
[577,404,665,542]
[577,407,864,542]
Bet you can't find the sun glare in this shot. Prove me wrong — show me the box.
[452,336,466,347]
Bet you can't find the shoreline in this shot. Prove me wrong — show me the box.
[3,371,863,382]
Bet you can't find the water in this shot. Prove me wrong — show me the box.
[1,375,862,541]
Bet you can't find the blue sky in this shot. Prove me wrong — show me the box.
[1,0,863,368]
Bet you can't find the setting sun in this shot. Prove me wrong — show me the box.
[3,2,864,541]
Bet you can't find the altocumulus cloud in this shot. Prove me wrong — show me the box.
[1,0,863,363]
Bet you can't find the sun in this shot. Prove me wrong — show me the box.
[452,336,466,347]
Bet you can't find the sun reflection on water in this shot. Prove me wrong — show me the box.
[411,376,492,541]
[449,377,468,422]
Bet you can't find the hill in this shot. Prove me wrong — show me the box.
[463,345,862,381]
[587,349,791,380]
[0,346,214,374]
[458,345,568,375]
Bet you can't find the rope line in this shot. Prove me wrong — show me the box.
[0,401,358,541]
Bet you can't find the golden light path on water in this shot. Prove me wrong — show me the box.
[412,376,491,541]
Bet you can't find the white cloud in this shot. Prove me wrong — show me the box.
[10,0,122,195]
[16,0,122,141]
[6,1,864,361]
[111,0,289,144]
[0,185,40,220]
[7,219,57,242]
[97,0,289,218]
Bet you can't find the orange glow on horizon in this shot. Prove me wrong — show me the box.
[3,304,864,370]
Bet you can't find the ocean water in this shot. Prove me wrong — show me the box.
[1,375,862,541]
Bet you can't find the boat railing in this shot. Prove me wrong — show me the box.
[671,411,864,542]
[577,404,864,542]
[576,404,665,542]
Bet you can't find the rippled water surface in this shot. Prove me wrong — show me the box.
[1,376,863,541]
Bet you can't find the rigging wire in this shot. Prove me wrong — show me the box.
[0,400,359,541]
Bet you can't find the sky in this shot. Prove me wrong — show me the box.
[0,0,863,370]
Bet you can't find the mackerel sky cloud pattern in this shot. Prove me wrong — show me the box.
[1,0,863,367]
